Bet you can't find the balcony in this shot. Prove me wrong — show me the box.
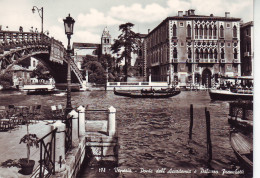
[186,59,192,63]
[173,58,178,63]
[198,59,217,63]
[220,59,225,63]
[233,59,239,63]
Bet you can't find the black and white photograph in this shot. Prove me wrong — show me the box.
[0,0,257,177]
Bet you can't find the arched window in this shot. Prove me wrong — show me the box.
[204,49,208,59]
[234,48,238,59]
[188,48,192,59]
[173,24,177,37]
[173,48,177,59]
[220,25,224,38]
[209,26,212,39]
[199,25,203,39]
[221,48,225,59]
[214,49,218,59]
[195,49,199,59]
[187,24,191,37]
[233,26,237,38]
[213,25,217,39]
[33,60,36,67]
[209,49,213,59]
[204,26,208,39]
[195,24,198,39]
[200,48,203,59]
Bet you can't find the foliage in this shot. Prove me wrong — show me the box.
[19,133,39,163]
[0,72,13,88]
[31,62,51,80]
[82,55,98,67]
[111,22,141,80]
[99,54,116,72]
[83,60,106,84]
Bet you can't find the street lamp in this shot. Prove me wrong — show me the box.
[32,6,43,33]
[63,14,75,114]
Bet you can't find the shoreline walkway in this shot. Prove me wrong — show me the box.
[0,121,55,178]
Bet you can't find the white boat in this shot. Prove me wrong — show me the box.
[209,88,253,100]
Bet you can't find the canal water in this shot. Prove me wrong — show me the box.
[0,90,248,177]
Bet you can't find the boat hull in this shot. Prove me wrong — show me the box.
[230,132,253,172]
[27,89,60,95]
[209,89,253,100]
[114,90,181,98]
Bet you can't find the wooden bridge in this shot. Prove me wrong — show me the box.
[0,30,86,89]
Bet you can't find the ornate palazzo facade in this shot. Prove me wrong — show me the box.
[144,9,241,88]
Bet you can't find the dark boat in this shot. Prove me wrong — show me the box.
[114,89,181,98]
[27,88,60,95]
[230,131,253,172]
[209,89,253,100]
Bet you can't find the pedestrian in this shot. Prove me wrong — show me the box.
[19,26,23,32]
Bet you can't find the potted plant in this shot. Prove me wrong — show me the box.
[19,120,39,175]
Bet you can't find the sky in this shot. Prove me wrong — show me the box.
[0,0,254,46]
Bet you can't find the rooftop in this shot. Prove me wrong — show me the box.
[73,42,100,49]
[146,9,241,38]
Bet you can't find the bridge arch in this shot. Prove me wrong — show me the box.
[0,31,84,87]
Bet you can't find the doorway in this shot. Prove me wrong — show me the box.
[202,68,212,88]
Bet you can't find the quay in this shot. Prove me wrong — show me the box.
[0,105,119,178]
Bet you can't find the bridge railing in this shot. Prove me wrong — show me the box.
[0,31,52,52]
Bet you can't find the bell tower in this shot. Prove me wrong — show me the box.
[101,27,112,55]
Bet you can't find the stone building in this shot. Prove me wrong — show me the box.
[144,9,241,88]
[72,27,112,70]
[240,21,253,76]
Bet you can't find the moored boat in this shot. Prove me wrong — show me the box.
[114,89,181,98]
[27,88,60,95]
[141,87,178,94]
[209,89,253,100]
[230,131,253,172]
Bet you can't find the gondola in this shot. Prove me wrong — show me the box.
[27,88,60,95]
[230,131,253,172]
[141,87,177,94]
[209,89,253,100]
[114,89,181,98]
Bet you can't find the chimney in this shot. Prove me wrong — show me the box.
[185,11,188,16]
[188,9,195,16]
[225,12,230,18]
[148,29,150,33]
[178,11,183,17]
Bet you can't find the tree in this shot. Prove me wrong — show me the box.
[31,62,51,80]
[83,60,106,84]
[0,72,13,89]
[111,22,140,81]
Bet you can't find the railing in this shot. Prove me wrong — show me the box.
[38,128,57,178]
[0,31,51,52]
[69,59,84,86]
[64,117,72,153]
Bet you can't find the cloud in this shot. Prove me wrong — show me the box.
[77,8,123,28]
[107,0,253,24]
[109,3,169,23]
[74,30,100,43]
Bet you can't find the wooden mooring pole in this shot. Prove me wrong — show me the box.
[205,108,212,162]
[189,104,193,139]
